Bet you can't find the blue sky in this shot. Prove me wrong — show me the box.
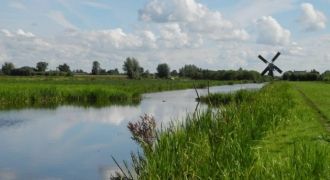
[0,0,329,73]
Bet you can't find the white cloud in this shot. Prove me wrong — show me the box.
[139,0,206,22]
[138,30,157,49]
[1,29,14,37]
[299,3,327,31]
[1,27,329,73]
[0,27,158,71]
[16,29,35,38]
[139,0,249,41]
[255,16,291,45]
[159,23,189,48]
[48,10,78,30]
[280,42,303,56]
[75,28,144,49]
[1,29,35,38]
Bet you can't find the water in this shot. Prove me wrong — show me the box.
[0,83,263,180]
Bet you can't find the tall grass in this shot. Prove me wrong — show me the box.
[198,89,258,105]
[0,76,243,108]
[123,82,329,179]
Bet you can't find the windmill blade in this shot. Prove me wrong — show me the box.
[258,55,269,64]
[272,52,281,62]
[261,67,269,76]
[273,65,283,74]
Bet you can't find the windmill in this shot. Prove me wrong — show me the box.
[258,52,283,77]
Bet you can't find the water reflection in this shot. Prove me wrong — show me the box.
[0,117,25,129]
[0,83,263,180]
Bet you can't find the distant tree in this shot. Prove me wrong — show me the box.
[179,64,201,79]
[177,65,261,81]
[170,70,178,76]
[107,68,119,75]
[36,61,48,72]
[57,63,71,72]
[139,67,144,74]
[73,69,87,74]
[1,62,15,75]
[99,69,107,75]
[123,57,141,79]
[142,70,152,78]
[11,66,35,76]
[156,63,170,78]
[322,70,330,81]
[74,69,84,73]
[282,70,321,81]
[91,61,101,75]
[311,69,320,74]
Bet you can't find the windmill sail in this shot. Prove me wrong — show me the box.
[258,55,269,64]
[258,52,282,77]
[261,67,270,76]
[272,52,281,62]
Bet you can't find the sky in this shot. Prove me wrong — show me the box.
[0,0,329,73]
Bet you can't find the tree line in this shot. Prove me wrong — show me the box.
[1,61,73,76]
[282,70,330,81]
[0,58,262,81]
[2,58,328,81]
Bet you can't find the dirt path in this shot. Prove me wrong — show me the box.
[296,87,330,132]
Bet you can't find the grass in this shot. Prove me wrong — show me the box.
[0,75,247,109]
[198,89,258,105]
[291,82,330,120]
[123,82,330,179]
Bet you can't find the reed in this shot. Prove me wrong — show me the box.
[0,76,242,108]
[123,82,330,179]
[198,89,258,105]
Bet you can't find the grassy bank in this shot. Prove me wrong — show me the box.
[0,76,247,108]
[124,82,330,179]
[198,89,258,105]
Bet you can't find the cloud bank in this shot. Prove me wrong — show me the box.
[0,0,329,73]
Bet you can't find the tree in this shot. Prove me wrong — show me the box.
[36,61,48,72]
[1,62,15,75]
[322,70,330,81]
[170,70,178,76]
[179,64,201,79]
[11,66,35,76]
[107,68,119,75]
[57,63,71,72]
[156,63,170,78]
[123,57,141,79]
[142,70,151,78]
[74,69,87,74]
[91,61,101,75]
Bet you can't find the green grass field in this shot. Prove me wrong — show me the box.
[123,81,330,179]
[0,75,244,108]
[291,82,330,121]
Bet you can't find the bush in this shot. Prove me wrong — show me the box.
[10,66,36,76]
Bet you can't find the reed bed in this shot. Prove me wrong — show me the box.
[199,89,258,105]
[0,76,239,108]
[122,82,330,179]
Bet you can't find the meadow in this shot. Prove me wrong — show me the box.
[0,75,244,109]
[122,81,330,179]
[292,82,330,121]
